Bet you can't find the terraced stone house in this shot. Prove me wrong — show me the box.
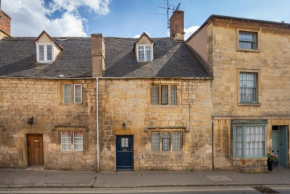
[187,15,290,172]
[0,9,213,171]
[1,6,290,173]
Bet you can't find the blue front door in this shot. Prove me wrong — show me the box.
[116,136,133,171]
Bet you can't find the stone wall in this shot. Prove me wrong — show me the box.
[0,78,97,170]
[210,19,290,171]
[98,78,213,171]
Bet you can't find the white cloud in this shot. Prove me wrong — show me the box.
[184,25,200,40]
[134,31,150,38]
[2,0,110,37]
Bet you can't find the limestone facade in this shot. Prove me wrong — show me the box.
[187,17,290,172]
[0,78,97,170]
[98,78,213,171]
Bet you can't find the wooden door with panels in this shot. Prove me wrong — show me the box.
[27,134,44,166]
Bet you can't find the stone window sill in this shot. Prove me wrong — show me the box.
[233,158,267,161]
[149,105,179,108]
[238,103,261,106]
[237,48,261,53]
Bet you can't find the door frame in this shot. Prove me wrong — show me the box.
[116,135,134,171]
[27,134,44,166]
[272,126,289,167]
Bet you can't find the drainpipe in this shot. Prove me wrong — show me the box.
[96,77,100,172]
[212,114,215,171]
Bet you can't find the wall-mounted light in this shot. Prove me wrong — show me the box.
[28,117,34,125]
[122,123,126,130]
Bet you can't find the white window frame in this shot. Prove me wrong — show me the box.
[61,131,72,151]
[137,44,154,62]
[74,84,82,104]
[36,43,55,63]
[73,131,84,151]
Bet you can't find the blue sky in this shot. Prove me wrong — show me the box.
[3,0,290,38]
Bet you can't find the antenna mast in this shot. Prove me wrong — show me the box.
[155,0,181,28]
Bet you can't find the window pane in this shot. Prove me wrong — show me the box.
[170,85,177,105]
[236,127,243,157]
[74,85,82,103]
[239,32,257,50]
[240,73,257,103]
[73,131,83,151]
[172,132,181,151]
[38,45,44,61]
[121,138,129,147]
[61,131,71,151]
[162,132,170,151]
[245,126,265,157]
[161,85,168,105]
[47,45,53,61]
[138,46,144,62]
[64,84,71,104]
[151,132,160,151]
[151,85,159,105]
[145,46,152,61]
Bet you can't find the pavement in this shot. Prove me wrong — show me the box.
[0,167,290,188]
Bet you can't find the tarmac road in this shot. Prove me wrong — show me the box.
[1,186,290,194]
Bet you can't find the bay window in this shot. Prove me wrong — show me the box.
[233,124,266,158]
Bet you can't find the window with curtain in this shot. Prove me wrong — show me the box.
[61,131,71,151]
[151,131,182,152]
[239,32,257,50]
[233,124,266,158]
[74,84,82,103]
[64,84,72,104]
[73,131,83,151]
[240,73,257,103]
[137,45,153,62]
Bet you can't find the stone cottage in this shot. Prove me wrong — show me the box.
[187,15,290,172]
[0,9,97,169]
[0,9,213,171]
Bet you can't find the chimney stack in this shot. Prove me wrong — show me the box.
[91,34,105,77]
[170,10,184,41]
[0,1,11,36]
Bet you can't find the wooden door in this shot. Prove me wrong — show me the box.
[116,136,133,171]
[279,126,288,167]
[27,134,44,166]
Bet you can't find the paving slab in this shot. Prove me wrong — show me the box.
[0,168,290,188]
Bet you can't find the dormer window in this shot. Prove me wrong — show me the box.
[138,45,153,62]
[35,31,63,63]
[37,44,54,62]
[134,32,154,63]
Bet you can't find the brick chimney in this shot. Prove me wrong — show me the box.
[0,1,11,36]
[91,34,105,77]
[170,10,184,41]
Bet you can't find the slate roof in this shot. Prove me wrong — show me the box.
[0,36,210,78]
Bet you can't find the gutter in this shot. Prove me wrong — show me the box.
[96,77,100,172]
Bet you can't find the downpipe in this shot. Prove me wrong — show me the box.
[96,77,100,172]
